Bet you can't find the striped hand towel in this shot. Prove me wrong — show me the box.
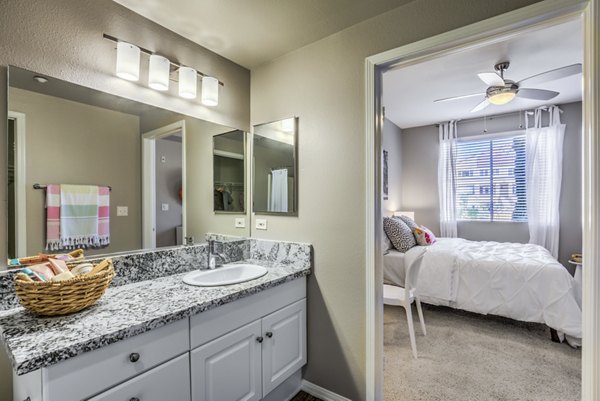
[60,185,99,249]
[98,186,110,246]
[45,184,61,251]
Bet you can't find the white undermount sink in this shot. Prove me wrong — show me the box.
[183,264,268,286]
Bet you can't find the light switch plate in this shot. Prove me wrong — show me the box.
[161,155,166,163]
[235,218,246,228]
[161,203,169,211]
[116,206,128,217]
[255,219,267,230]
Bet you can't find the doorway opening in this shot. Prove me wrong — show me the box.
[142,120,186,249]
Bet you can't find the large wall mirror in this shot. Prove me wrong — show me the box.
[252,117,298,215]
[7,66,250,260]
[213,130,246,213]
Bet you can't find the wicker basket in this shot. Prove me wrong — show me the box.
[14,259,114,316]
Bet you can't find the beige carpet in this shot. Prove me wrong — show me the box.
[384,304,581,401]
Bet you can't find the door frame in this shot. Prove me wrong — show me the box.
[8,111,27,258]
[364,1,599,400]
[142,120,186,249]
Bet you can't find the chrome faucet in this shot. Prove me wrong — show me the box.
[208,240,222,269]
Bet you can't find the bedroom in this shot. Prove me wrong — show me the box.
[380,17,583,400]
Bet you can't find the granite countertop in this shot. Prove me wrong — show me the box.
[0,259,310,375]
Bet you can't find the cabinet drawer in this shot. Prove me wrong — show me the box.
[87,353,190,401]
[190,278,305,349]
[43,318,189,401]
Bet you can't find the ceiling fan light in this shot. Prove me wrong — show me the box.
[488,91,516,105]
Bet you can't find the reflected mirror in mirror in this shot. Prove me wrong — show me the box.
[7,66,249,260]
[213,130,246,213]
[252,117,298,215]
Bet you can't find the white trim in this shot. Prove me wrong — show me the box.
[8,111,27,258]
[300,380,352,401]
[582,0,599,397]
[365,1,595,400]
[141,120,186,249]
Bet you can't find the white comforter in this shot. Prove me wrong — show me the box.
[404,238,582,338]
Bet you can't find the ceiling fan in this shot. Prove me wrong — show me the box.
[434,61,582,113]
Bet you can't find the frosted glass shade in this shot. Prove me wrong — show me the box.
[178,67,197,99]
[148,55,170,91]
[201,76,219,106]
[116,42,140,81]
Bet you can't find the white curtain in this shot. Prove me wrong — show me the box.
[269,169,288,212]
[438,121,458,237]
[525,106,565,258]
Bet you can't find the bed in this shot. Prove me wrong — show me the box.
[383,237,582,339]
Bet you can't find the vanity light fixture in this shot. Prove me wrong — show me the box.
[116,41,141,81]
[148,54,170,91]
[105,33,224,105]
[201,76,219,106]
[179,66,197,99]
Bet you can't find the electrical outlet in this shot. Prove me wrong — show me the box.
[161,203,169,211]
[255,219,267,230]
[116,206,128,217]
[235,218,246,228]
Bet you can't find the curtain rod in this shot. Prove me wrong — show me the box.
[434,110,525,127]
[102,33,224,87]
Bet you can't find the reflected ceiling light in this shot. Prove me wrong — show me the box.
[33,75,48,84]
[179,67,197,99]
[148,54,170,91]
[281,118,295,133]
[116,42,140,81]
[486,86,517,105]
[201,76,219,106]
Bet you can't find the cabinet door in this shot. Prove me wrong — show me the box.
[262,299,306,395]
[87,354,190,401]
[191,320,262,401]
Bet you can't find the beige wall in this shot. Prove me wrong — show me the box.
[250,0,540,399]
[0,0,249,397]
[155,138,183,247]
[10,88,142,256]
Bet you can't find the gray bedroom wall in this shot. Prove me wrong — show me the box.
[382,118,403,216]
[0,0,250,398]
[250,1,540,399]
[400,101,582,271]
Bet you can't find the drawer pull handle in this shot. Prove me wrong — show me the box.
[24,398,31,401]
[266,332,273,338]
[256,336,264,343]
[129,352,140,362]
[130,398,140,401]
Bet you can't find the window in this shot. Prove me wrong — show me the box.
[455,133,527,222]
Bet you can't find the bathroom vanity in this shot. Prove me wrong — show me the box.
[0,238,311,401]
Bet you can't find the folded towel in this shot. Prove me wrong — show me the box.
[60,185,99,249]
[45,184,61,251]
[98,186,110,246]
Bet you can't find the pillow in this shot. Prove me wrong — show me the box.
[395,214,419,232]
[414,225,437,246]
[383,217,417,252]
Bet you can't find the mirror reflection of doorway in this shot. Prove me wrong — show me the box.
[7,111,26,259]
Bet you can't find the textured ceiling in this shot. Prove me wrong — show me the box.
[112,0,412,68]
[383,19,583,129]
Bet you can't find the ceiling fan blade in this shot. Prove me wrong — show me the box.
[517,88,560,101]
[470,99,490,113]
[478,72,505,87]
[517,63,582,87]
[434,93,485,103]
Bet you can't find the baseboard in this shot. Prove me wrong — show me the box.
[301,380,352,401]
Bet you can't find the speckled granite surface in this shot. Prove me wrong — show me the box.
[0,259,310,375]
[0,237,312,375]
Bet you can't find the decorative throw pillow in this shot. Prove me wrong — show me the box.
[395,214,419,233]
[414,225,437,246]
[383,217,417,252]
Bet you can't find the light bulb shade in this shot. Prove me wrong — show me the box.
[116,42,140,81]
[178,67,197,99]
[488,92,516,105]
[201,76,219,106]
[148,54,170,91]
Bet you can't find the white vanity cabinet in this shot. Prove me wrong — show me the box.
[12,277,307,401]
